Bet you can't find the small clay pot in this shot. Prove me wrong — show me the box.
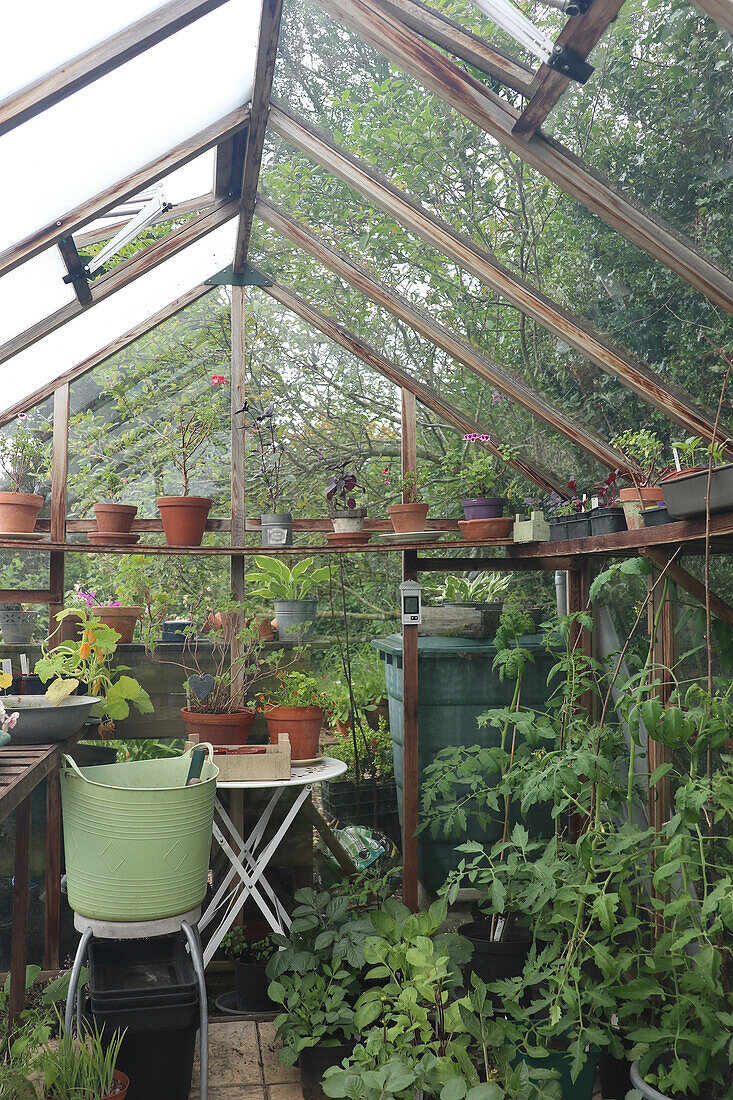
[266,705,324,761]
[387,502,429,533]
[93,502,138,535]
[157,496,213,546]
[0,491,43,534]
[618,486,665,531]
[90,605,142,644]
[180,707,256,746]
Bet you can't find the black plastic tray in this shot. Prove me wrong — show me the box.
[88,934,196,1003]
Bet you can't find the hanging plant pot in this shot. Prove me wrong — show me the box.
[180,707,256,747]
[260,512,293,547]
[461,496,505,520]
[93,502,138,535]
[157,496,212,546]
[618,486,665,530]
[0,491,44,534]
[331,508,366,533]
[387,502,429,533]
[90,606,142,645]
[266,705,324,761]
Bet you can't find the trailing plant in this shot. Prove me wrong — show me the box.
[245,556,330,602]
[35,611,153,734]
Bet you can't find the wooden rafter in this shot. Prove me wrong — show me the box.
[0,202,237,368]
[690,0,733,35]
[513,0,626,139]
[0,0,230,138]
[641,547,733,631]
[256,197,628,473]
[232,0,284,272]
[57,237,92,306]
[267,108,733,450]
[0,284,213,425]
[257,269,567,496]
[215,133,248,199]
[313,0,733,316]
[372,0,534,96]
[0,104,249,278]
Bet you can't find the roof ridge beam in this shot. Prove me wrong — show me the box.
[257,269,566,496]
[689,0,733,36]
[0,0,230,137]
[268,106,733,451]
[312,0,733,315]
[256,196,628,474]
[0,104,249,278]
[0,201,237,368]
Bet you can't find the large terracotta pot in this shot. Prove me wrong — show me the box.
[266,705,324,761]
[93,502,138,534]
[180,707,256,746]
[157,496,212,546]
[0,492,44,534]
[90,605,142,644]
[387,502,429,534]
[618,486,665,531]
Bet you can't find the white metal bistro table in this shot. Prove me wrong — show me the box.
[199,756,347,966]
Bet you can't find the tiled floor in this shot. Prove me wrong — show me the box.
[190,1020,301,1100]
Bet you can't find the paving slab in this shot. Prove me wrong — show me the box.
[257,1021,301,1084]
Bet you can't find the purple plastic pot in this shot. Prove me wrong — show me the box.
[461,497,505,520]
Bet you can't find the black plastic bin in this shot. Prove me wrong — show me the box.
[321,778,401,845]
[87,933,199,1100]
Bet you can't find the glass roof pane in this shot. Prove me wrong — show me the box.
[0,0,257,254]
[1,219,237,415]
[0,1,170,100]
[0,247,75,346]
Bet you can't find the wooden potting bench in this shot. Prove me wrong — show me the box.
[0,732,81,1022]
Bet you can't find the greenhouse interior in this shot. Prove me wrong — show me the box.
[1,0,733,1098]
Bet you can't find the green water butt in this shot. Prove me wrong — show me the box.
[371,635,556,892]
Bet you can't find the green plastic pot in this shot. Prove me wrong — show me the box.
[516,1046,599,1100]
[60,744,218,922]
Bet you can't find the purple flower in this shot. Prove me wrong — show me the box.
[491,391,503,407]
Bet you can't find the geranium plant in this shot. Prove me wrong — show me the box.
[260,670,335,715]
[382,465,423,503]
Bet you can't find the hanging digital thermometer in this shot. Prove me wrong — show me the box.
[400,580,423,626]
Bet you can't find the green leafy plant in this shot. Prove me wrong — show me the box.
[611,429,668,486]
[42,1014,125,1099]
[457,448,515,502]
[382,465,423,504]
[0,414,51,494]
[670,433,728,470]
[35,610,153,733]
[245,556,330,602]
[261,670,335,714]
[429,572,512,605]
[329,715,393,782]
[221,930,277,966]
[0,967,81,1099]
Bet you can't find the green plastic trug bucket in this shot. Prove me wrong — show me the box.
[60,745,219,922]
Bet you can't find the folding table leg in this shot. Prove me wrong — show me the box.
[9,797,31,1024]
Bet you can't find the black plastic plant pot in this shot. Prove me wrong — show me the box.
[599,1041,632,1100]
[590,506,627,536]
[459,920,532,991]
[161,619,192,644]
[564,514,592,540]
[549,519,568,542]
[233,961,275,1013]
[662,462,733,519]
[642,505,671,527]
[299,1042,355,1100]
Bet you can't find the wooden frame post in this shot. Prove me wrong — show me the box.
[401,390,420,910]
[647,570,676,832]
[9,797,31,1022]
[49,385,69,643]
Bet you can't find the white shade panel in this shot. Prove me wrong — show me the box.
[0,248,75,347]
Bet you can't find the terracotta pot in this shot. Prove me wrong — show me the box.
[93,502,138,534]
[257,617,274,641]
[180,707,256,746]
[266,705,324,761]
[661,467,707,481]
[157,496,212,546]
[618,485,665,531]
[0,491,43,534]
[366,702,390,732]
[90,605,142,644]
[103,1071,130,1100]
[336,717,353,738]
[387,502,429,533]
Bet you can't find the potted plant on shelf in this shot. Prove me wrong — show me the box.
[240,400,294,546]
[456,434,515,523]
[221,929,277,1013]
[260,670,335,762]
[245,555,330,643]
[41,1016,128,1100]
[69,585,142,645]
[35,610,153,736]
[92,469,138,544]
[611,429,669,529]
[589,470,626,535]
[432,570,512,636]
[661,434,733,518]
[0,413,50,534]
[384,465,429,534]
[162,617,295,747]
[326,461,367,537]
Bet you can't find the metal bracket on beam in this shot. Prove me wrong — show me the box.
[205,263,272,287]
[548,44,594,82]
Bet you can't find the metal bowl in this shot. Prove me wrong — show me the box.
[3,695,101,744]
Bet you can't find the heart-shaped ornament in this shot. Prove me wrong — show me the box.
[188,674,215,701]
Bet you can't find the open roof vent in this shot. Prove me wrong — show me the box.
[470,0,594,82]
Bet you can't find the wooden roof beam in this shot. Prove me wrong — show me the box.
[372,0,534,97]
[513,0,626,139]
[257,269,567,497]
[690,0,733,35]
[0,201,237,368]
[267,108,733,452]
[0,103,250,278]
[232,0,284,272]
[0,0,230,137]
[256,196,628,474]
[312,0,733,316]
[0,283,213,426]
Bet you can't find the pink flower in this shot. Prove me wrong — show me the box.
[211,375,229,386]
[480,434,491,442]
[491,390,503,407]
[6,712,18,730]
